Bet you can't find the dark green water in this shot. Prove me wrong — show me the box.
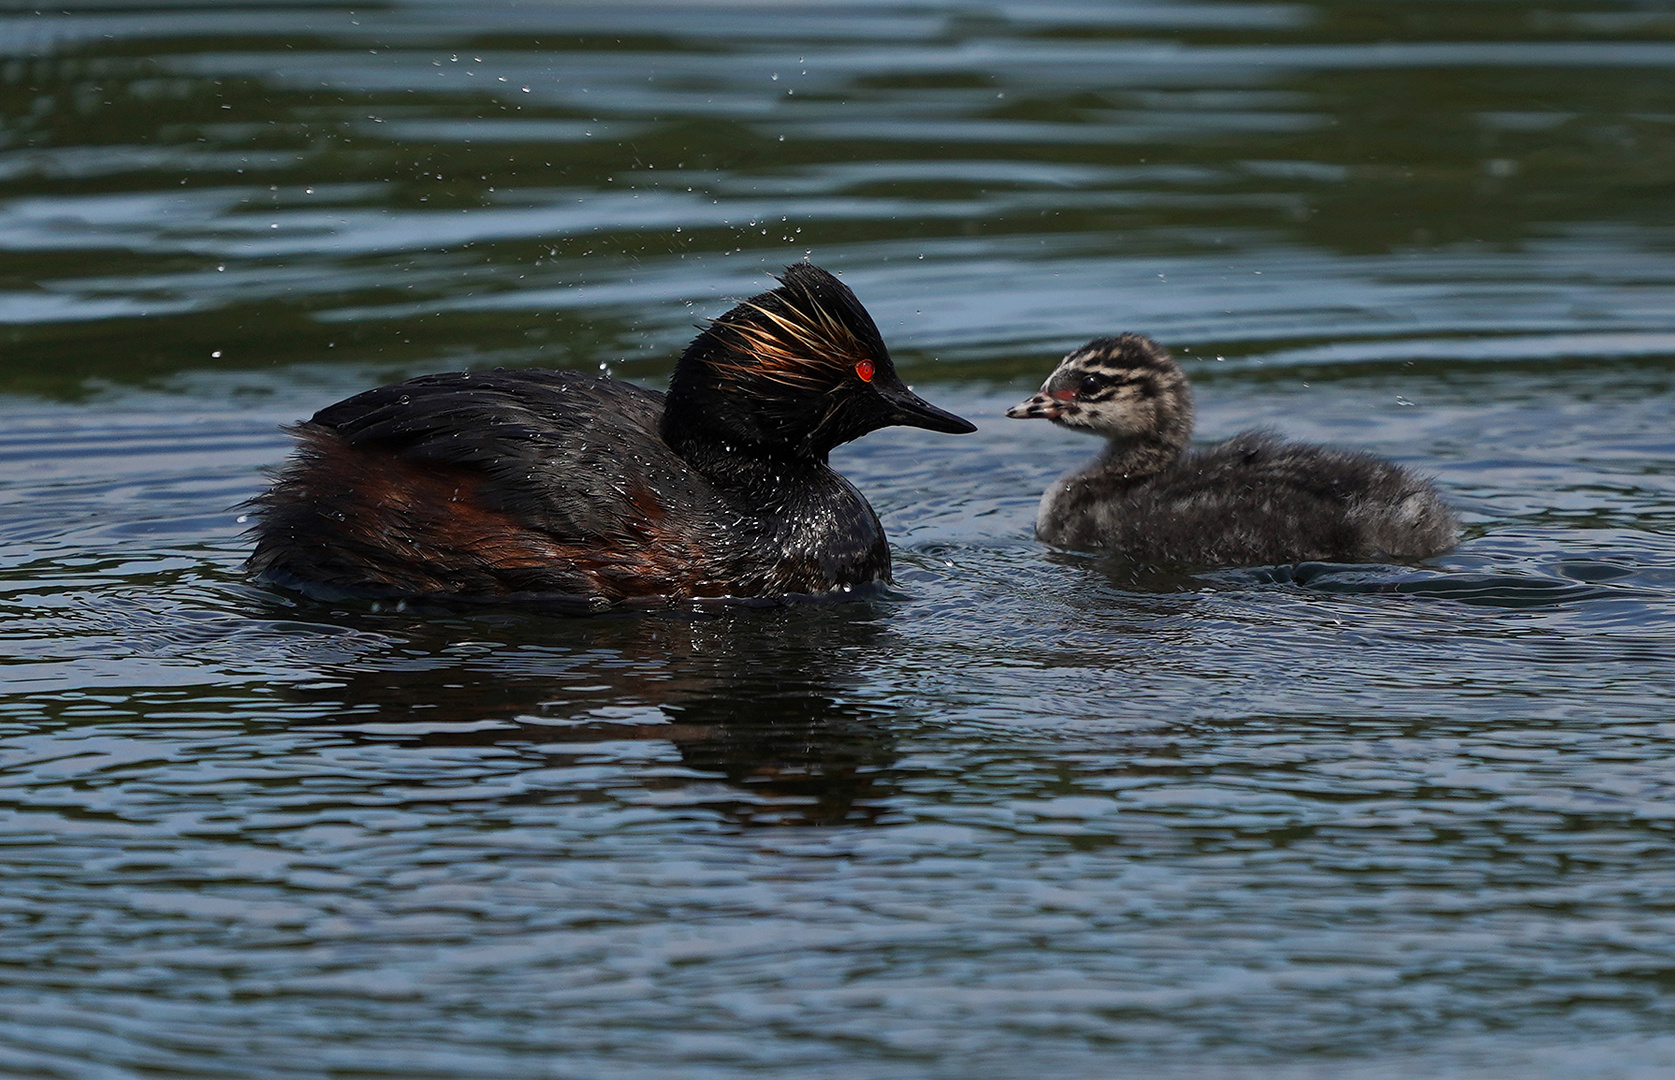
[4,2,1675,1077]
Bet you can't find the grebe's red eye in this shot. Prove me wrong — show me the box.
[855,360,875,383]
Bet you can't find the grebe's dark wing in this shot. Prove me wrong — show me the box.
[313,369,661,459]
[305,369,703,541]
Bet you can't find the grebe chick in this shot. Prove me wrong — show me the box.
[247,264,975,608]
[1005,334,1458,565]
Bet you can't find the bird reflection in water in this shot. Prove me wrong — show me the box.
[270,601,902,827]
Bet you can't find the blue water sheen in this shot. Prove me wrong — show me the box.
[4,2,1675,1078]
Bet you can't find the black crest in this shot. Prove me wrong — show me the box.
[662,264,901,457]
[711,263,889,391]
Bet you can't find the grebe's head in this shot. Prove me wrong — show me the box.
[663,264,974,460]
[1006,334,1192,445]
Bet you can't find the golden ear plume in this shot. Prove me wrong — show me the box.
[706,295,872,391]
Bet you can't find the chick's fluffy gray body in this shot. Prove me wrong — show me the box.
[1010,334,1458,566]
[1036,429,1456,564]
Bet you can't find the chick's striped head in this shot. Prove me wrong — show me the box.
[1006,333,1192,441]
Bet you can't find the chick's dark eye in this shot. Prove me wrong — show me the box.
[1078,374,1106,396]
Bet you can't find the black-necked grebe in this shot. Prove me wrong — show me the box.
[247,264,975,608]
[1005,334,1458,565]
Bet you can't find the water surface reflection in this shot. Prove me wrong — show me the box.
[272,602,903,826]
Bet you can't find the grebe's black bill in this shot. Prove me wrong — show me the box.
[880,378,977,434]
